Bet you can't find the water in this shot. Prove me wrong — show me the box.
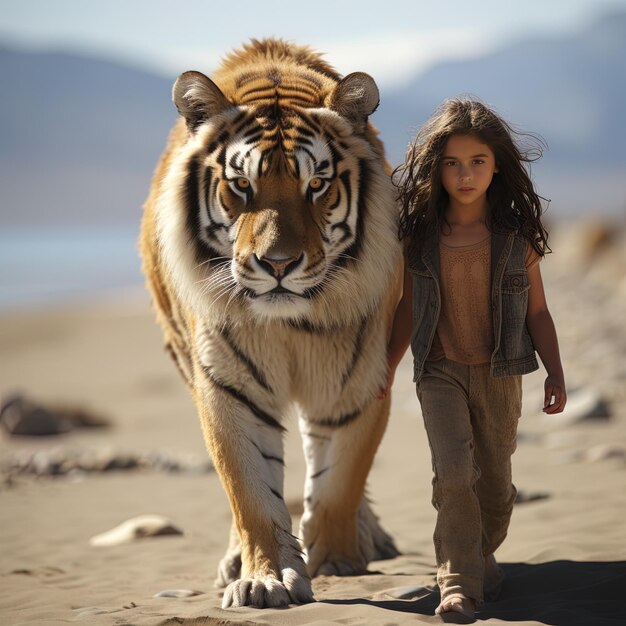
[0,229,144,310]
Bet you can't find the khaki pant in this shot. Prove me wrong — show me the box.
[417,358,522,604]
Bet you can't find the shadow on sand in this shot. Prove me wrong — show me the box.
[321,560,626,624]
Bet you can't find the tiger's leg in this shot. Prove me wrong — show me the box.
[195,384,313,608]
[298,395,399,576]
[358,497,401,562]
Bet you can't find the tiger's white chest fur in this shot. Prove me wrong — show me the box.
[195,315,388,425]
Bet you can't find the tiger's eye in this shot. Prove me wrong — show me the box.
[236,177,250,190]
[309,177,323,190]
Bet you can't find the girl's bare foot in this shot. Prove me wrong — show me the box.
[436,593,476,623]
[484,554,505,601]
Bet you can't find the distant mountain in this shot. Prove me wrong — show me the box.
[0,47,175,228]
[1,10,624,229]
[372,10,626,216]
[376,10,626,166]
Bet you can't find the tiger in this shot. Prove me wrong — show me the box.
[140,38,403,608]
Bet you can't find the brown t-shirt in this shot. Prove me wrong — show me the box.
[428,236,540,365]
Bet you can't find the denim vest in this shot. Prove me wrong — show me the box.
[409,230,539,383]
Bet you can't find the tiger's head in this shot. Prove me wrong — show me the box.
[156,41,399,326]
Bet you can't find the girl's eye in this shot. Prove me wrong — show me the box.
[235,177,251,191]
[309,177,324,191]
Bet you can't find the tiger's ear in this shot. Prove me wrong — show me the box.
[327,72,380,134]
[173,71,232,132]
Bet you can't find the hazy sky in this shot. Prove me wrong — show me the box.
[1,0,624,86]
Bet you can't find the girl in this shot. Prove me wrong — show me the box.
[381,98,566,622]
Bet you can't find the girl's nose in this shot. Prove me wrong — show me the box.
[458,163,469,176]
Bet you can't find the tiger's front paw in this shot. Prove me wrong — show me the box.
[306,541,368,578]
[357,500,400,562]
[221,568,314,608]
[314,554,367,577]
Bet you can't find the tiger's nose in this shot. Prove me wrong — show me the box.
[255,254,303,278]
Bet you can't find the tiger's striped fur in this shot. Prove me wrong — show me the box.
[140,39,402,608]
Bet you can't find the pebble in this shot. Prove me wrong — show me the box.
[73,607,115,616]
[89,515,184,547]
[382,584,433,600]
[0,395,72,436]
[585,443,626,463]
[542,431,586,450]
[515,490,550,504]
[550,450,585,465]
[154,589,203,598]
[0,394,109,436]
[0,447,213,481]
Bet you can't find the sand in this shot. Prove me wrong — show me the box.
[1,221,625,625]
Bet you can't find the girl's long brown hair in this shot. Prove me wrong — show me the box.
[394,97,551,266]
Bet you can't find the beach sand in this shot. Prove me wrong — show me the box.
[1,221,625,625]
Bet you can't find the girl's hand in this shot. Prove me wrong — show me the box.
[543,375,567,414]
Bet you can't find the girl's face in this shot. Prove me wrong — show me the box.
[440,134,498,214]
